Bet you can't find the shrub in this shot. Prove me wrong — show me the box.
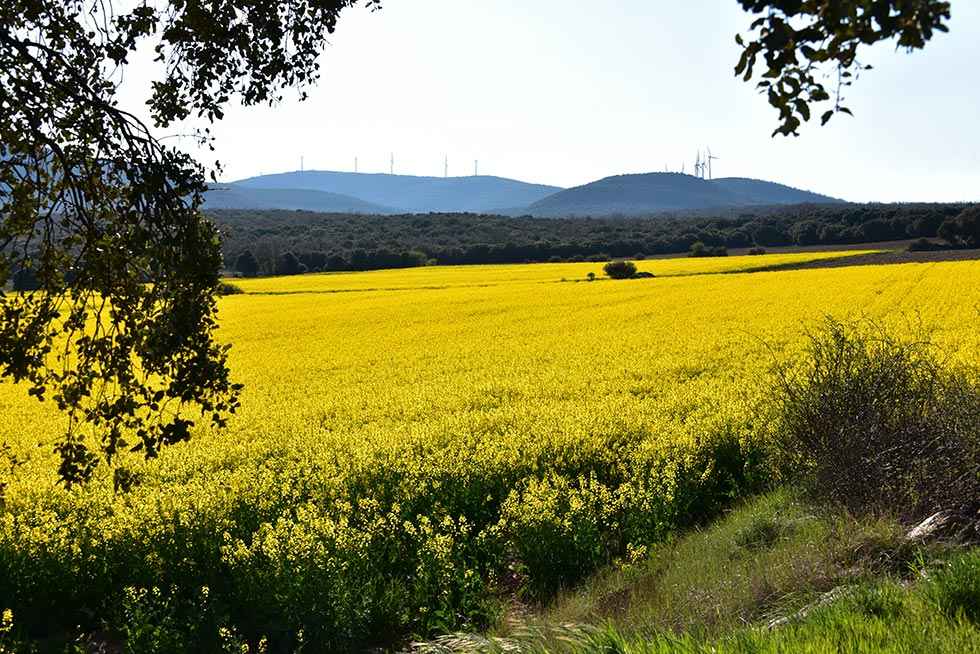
[215,282,244,296]
[603,260,637,279]
[908,238,945,252]
[773,318,980,519]
[748,247,767,256]
[690,242,728,258]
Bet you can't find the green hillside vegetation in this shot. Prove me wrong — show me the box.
[212,202,973,277]
[526,174,842,217]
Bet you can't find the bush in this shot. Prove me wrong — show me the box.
[908,238,946,252]
[215,282,244,296]
[773,318,980,519]
[748,247,767,256]
[690,241,728,257]
[603,260,637,279]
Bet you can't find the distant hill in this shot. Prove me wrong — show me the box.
[203,185,397,213]
[711,178,845,206]
[527,173,844,217]
[229,171,563,213]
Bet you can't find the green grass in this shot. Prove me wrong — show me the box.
[531,489,915,636]
[413,490,980,653]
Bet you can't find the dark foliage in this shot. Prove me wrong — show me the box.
[907,238,948,252]
[603,260,637,279]
[774,318,980,521]
[234,250,260,277]
[735,1,951,135]
[215,283,244,296]
[211,202,972,276]
[275,251,304,276]
[690,241,728,257]
[938,206,980,249]
[1,0,380,485]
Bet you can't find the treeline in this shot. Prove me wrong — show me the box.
[210,203,976,276]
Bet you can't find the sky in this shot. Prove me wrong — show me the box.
[127,1,980,203]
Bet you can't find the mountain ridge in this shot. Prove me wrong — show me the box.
[203,185,398,214]
[229,170,562,213]
[209,170,846,216]
[527,173,844,216]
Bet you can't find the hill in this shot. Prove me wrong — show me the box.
[202,185,396,213]
[713,177,846,206]
[528,173,843,216]
[228,170,563,213]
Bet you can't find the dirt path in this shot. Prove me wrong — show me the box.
[765,248,980,271]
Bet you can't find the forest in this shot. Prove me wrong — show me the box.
[213,202,975,276]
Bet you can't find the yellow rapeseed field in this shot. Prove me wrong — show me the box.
[1,252,977,648]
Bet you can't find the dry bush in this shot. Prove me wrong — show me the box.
[773,317,980,521]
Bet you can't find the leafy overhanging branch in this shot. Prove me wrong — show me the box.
[734,1,951,136]
[0,0,379,487]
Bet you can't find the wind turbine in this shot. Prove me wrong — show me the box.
[695,150,703,179]
[706,148,720,180]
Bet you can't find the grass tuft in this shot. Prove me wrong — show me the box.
[924,549,980,624]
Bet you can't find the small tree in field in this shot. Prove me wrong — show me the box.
[603,260,637,280]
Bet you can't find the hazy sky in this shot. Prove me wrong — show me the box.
[132,1,980,202]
